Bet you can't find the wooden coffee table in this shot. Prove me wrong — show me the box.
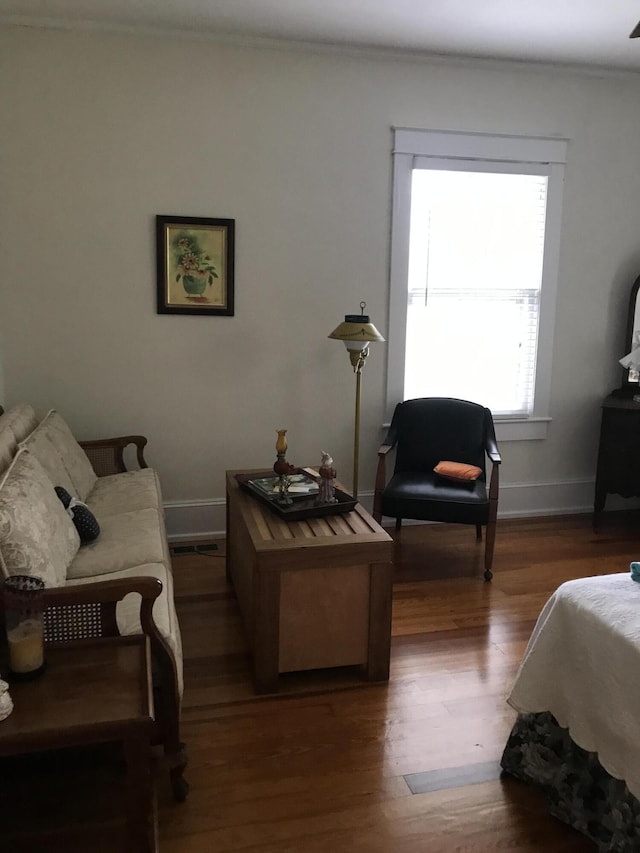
[0,635,157,852]
[226,468,394,693]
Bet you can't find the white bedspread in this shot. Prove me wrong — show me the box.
[507,572,640,799]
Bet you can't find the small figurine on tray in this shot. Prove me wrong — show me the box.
[317,451,337,504]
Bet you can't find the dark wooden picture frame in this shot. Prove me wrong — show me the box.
[156,215,235,316]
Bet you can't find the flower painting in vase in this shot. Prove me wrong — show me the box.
[172,231,220,304]
[156,215,235,316]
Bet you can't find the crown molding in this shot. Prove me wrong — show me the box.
[3,15,640,81]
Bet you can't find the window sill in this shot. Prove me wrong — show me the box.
[494,418,551,441]
[381,417,551,441]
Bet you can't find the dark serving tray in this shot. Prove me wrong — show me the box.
[235,469,357,521]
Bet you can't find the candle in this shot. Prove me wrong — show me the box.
[7,618,44,674]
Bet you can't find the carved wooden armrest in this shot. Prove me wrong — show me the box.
[44,577,187,799]
[43,576,179,717]
[79,435,148,476]
[43,576,162,643]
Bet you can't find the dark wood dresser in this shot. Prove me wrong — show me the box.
[594,393,640,526]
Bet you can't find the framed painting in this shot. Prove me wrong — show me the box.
[156,215,235,315]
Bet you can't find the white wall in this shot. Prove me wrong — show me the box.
[2,25,640,536]
[0,332,4,407]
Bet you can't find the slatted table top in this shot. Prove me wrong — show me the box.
[226,468,393,552]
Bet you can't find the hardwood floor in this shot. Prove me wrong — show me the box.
[158,511,640,852]
[5,511,640,850]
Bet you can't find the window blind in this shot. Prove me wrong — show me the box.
[404,168,549,418]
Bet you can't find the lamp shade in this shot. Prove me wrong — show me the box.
[328,309,385,351]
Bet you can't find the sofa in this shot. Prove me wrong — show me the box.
[0,402,187,800]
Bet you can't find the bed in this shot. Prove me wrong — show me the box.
[501,572,640,850]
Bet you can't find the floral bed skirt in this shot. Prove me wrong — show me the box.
[501,712,640,852]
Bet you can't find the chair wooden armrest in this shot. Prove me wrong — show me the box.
[43,576,162,642]
[42,577,177,708]
[43,577,178,705]
[484,410,501,466]
[485,415,501,507]
[79,435,148,476]
[373,444,394,523]
[488,458,500,502]
[484,420,501,511]
[43,576,187,799]
[486,442,501,466]
[487,447,501,496]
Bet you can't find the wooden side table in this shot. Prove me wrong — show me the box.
[594,394,640,527]
[0,636,157,852]
[226,468,394,694]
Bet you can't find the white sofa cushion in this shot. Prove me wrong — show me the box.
[86,468,163,517]
[66,562,184,698]
[19,422,77,496]
[2,403,39,444]
[35,410,97,501]
[66,508,166,580]
[0,416,17,475]
[0,448,80,586]
[0,404,40,475]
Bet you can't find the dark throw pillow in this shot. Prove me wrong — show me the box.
[54,486,100,544]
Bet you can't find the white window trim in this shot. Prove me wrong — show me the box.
[387,127,569,440]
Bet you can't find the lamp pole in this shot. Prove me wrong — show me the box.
[354,364,362,499]
[351,346,368,499]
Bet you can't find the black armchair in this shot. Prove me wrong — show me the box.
[373,397,501,581]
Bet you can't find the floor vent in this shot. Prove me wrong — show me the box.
[404,760,501,794]
[171,543,219,555]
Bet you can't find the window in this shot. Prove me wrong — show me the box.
[387,128,568,440]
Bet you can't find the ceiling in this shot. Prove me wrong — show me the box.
[3,0,640,73]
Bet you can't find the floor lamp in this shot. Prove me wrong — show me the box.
[328,302,385,499]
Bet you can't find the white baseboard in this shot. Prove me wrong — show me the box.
[164,499,226,542]
[163,478,640,542]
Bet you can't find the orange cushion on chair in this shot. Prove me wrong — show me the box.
[434,460,482,481]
